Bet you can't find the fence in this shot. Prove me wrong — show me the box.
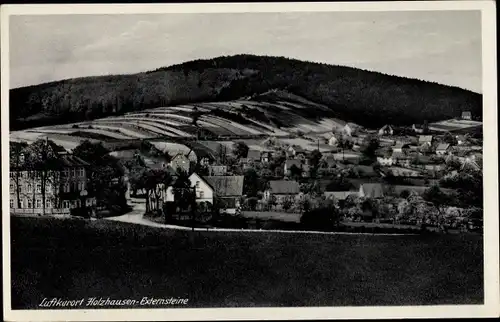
[10,208,71,216]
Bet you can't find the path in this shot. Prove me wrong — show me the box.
[104,198,417,236]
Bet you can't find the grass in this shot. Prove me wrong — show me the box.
[10,217,483,309]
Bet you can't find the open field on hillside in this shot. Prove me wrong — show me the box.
[11,217,483,308]
[429,119,483,133]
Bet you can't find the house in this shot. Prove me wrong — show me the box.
[377,156,393,166]
[378,124,394,136]
[392,152,411,167]
[435,143,451,156]
[388,166,422,178]
[188,174,244,214]
[264,180,301,205]
[247,149,261,162]
[187,173,215,205]
[461,111,472,120]
[418,135,433,146]
[260,151,272,163]
[324,191,359,206]
[327,135,338,146]
[288,145,306,158]
[412,124,424,134]
[455,135,467,145]
[170,154,190,173]
[342,123,360,137]
[392,142,410,153]
[358,183,385,198]
[208,165,227,176]
[284,159,302,176]
[9,152,97,216]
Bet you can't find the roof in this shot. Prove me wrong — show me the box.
[269,180,300,194]
[203,176,244,197]
[59,154,90,167]
[436,143,450,151]
[419,135,433,143]
[379,124,393,132]
[171,153,189,160]
[247,150,261,160]
[324,191,359,200]
[360,183,385,198]
[291,146,305,153]
[285,159,302,168]
[392,152,410,159]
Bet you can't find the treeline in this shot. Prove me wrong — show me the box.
[10,54,482,130]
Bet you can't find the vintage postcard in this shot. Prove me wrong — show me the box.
[1,1,498,321]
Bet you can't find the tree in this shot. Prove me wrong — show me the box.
[172,170,196,225]
[9,142,28,208]
[74,140,127,214]
[233,141,249,159]
[443,132,458,145]
[423,185,452,231]
[243,168,259,197]
[300,203,341,230]
[24,139,62,216]
[308,150,323,178]
[360,135,380,159]
[282,196,294,212]
[337,134,354,161]
[289,164,303,180]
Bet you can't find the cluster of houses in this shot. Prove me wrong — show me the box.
[10,110,482,220]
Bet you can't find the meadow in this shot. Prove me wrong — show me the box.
[10,217,483,309]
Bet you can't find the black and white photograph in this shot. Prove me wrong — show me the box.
[1,2,498,321]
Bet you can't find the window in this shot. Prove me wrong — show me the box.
[10,172,14,178]
[64,183,70,193]
[63,169,69,177]
[46,199,51,209]
[27,200,32,209]
[196,181,200,188]
[199,191,204,199]
[36,184,42,193]
[10,183,14,191]
[36,199,42,208]
[78,168,84,177]
[62,201,69,209]
[77,182,84,191]
[27,184,33,193]
[72,169,77,177]
[46,184,52,193]
[10,199,14,208]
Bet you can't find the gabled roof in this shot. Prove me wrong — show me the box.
[203,175,244,197]
[171,153,189,160]
[418,135,433,143]
[247,150,261,160]
[285,159,302,168]
[60,154,90,167]
[324,191,359,200]
[360,183,385,198]
[269,180,300,194]
[436,143,450,151]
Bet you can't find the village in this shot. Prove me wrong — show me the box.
[9,110,483,234]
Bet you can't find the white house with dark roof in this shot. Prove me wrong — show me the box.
[461,111,472,120]
[188,173,244,213]
[435,143,451,155]
[264,180,301,205]
[418,135,433,146]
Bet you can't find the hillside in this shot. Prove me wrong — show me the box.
[10,54,482,130]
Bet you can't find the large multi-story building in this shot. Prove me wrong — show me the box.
[9,151,96,216]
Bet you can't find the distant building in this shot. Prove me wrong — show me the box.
[260,151,272,163]
[264,180,301,204]
[378,125,394,136]
[377,156,394,166]
[388,166,422,178]
[392,152,411,167]
[418,135,433,146]
[358,183,385,198]
[328,135,338,146]
[342,123,360,137]
[10,152,96,216]
[455,135,467,145]
[461,111,472,120]
[287,145,306,158]
[435,143,451,156]
[247,150,261,162]
[208,165,227,176]
[412,124,424,134]
[284,159,302,176]
[170,154,190,173]
[188,174,244,214]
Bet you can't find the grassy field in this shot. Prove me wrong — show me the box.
[10,217,483,309]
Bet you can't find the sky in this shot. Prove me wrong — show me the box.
[9,10,482,92]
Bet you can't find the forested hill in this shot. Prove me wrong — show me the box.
[10,54,482,130]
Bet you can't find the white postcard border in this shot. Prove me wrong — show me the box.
[1,2,498,321]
